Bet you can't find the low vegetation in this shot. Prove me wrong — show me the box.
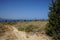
[0,22,17,25]
[18,24,39,32]
[0,24,6,36]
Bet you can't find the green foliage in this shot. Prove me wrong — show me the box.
[18,25,39,32]
[18,27,24,31]
[46,0,60,40]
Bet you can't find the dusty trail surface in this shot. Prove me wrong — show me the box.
[0,25,52,40]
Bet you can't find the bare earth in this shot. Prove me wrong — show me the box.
[0,25,52,40]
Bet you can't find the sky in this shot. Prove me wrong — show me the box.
[0,0,51,19]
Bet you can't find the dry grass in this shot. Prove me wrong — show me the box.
[0,21,52,40]
[16,21,48,33]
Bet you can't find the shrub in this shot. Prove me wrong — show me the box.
[18,25,39,32]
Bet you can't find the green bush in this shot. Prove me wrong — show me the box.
[18,27,24,31]
[18,25,39,32]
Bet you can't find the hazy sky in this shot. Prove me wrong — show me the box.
[0,0,51,19]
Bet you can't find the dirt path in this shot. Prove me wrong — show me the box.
[12,26,52,40]
[1,26,51,40]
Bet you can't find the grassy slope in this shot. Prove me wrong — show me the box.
[0,21,52,40]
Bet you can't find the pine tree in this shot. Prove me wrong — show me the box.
[46,0,60,40]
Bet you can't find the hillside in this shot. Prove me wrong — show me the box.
[0,21,52,40]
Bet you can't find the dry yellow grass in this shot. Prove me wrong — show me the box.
[0,21,52,40]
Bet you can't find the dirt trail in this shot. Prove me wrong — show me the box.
[0,25,52,40]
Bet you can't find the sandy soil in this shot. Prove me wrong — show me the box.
[0,25,52,40]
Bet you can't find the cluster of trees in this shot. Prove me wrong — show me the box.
[0,20,20,22]
[18,19,48,22]
[0,19,48,22]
